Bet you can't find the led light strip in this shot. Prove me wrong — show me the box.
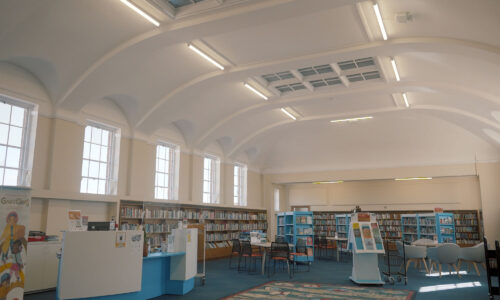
[402,93,410,108]
[280,108,297,120]
[188,44,225,70]
[312,181,344,184]
[373,3,387,40]
[395,177,432,181]
[244,83,268,100]
[330,116,373,123]
[120,0,160,27]
[391,58,400,81]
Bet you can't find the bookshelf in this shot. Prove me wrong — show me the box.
[119,200,267,260]
[453,210,481,246]
[277,212,314,262]
[313,212,338,237]
[436,213,456,243]
[401,214,419,243]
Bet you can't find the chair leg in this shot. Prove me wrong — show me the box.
[439,264,442,278]
[453,264,461,278]
[472,262,481,276]
[287,260,291,278]
[422,258,429,274]
[406,259,412,272]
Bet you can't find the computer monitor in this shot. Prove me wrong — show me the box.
[87,222,110,231]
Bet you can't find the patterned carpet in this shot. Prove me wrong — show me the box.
[221,281,416,300]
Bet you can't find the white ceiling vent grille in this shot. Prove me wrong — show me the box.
[262,71,295,83]
[346,71,381,82]
[276,83,306,93]
[310,77,342,88]
[168,0,206,8]
[338,57,375,70]
[297,64,333,77]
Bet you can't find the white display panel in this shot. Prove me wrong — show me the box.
[58,231,143,299]
[170,228,197,281]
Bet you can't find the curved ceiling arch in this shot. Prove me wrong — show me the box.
[227,104,500,159]
[196,80,500,148]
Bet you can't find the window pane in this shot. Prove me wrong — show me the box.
[6,147,20,168]
[165,147,171,161]
[203,193,210,203]
[97,180,106,195]
[0,168,3,184]
[163,174,169,188]
[164,160,169,173]
[8,126,22,147]
[203,181,210,194]
[158,146,165,159]
[203,169,210,180]
[157,173,164,187]
[90,144,100,161]
[89,161,99,178]
[83,142,90,159]
[0,103,11,124]
[158,159,165,173]
[81,159,89,177]
[80,178,88,193]
[84,126,92,142]
[87,178,98,194]
[101,130,109,146]
[99,163,107,179]
[155,187,160,199]
[10,106,25,127]
[4,168,18,185]
[204,158,210,169]
[0,124,8,144]
[91,127,102,144]
[100,146,108,162]
[164,188,169,199]
[156,187,164,199]
[0,145,5,166]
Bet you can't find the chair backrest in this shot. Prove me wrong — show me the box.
[427,246,438,261]
[404,244,427,259]
[459,242,485,262]
[436,243,460,264]
[275,236,285,243]
[271,242,289,259]
[319,237,327,246]
[240,240,252,256]
[231,239,240,253]
[395,241,404,257]
[296,238,307,254]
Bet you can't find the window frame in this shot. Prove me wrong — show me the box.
[202,154,220,204]
[233,163,247,206]
[154,141,180,200]
[80,121,120,195]
[0,94,38,187]
[274,188,280,212]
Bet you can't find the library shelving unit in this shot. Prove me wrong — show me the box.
[374,212,403,240]
[312,212,337,237]
[436,213,456,243]
[453,210,481,246]
[401,214,419,243]
[277,212,314,262]
[335,214,351,239]
[119,200,267,260]
[418,213,437,241]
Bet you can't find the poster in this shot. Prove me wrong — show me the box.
[0,187,30,300]
[68,210,83,231]
[352,223,364,250]
[361,224,375,250]
[115,232,126,248]
[371,223,384,250]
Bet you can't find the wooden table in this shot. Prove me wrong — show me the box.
[326,237,348,261]
[251,242,294,275]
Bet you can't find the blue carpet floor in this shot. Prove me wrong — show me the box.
[25,255,490,299]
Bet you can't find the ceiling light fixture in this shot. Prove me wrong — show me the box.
[330,116,373,123]
[244,83,268,100]
[373,3,388,40]
[281,108,297,120]
[395,177,433,181]
[312,181,344,184]
[403,93,410,108]
[120,0,160,27]
[188,44,225,70]
[391,58,400,81]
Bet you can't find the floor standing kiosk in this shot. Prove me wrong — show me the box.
[348,213,385,285]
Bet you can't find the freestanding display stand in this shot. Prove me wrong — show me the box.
[348,213,385,285]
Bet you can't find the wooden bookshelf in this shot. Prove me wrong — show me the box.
[312,209,482,248]
[119,200,267,260]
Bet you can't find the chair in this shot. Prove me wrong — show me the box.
[314,236,320,256]
[396,241,428,273]
[458,242,485,275]
[229,239,240,269]
[427,243,461,277]
[413,238,436,247]
[318,237,331,258]
[275,236,285,243]
[268,242,292,278]
[238,240,252,272]
[290,239,310,272]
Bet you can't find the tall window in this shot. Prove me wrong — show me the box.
[233,163,247,206]
[80,122,120,195]
[203,155,220,204]
[155,142,179,200]
[274,188,280,211]
[0,95,37,187]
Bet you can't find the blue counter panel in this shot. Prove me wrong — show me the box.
[58,252,193,300]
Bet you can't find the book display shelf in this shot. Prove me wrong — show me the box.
[311,210,480,247]
[436,213,456,243]
[335,214,351,239]
[277,212,314,262]
[401,214,419,243]
[119,200,267,260]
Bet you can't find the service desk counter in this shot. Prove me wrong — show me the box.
[56,230,197,300]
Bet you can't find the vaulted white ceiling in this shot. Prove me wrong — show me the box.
[1,0,499,172]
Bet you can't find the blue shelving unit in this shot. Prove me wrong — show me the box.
[401,213,455,243]
[436,213,456,243]
[277,212,314,262]
[334,214,351,239]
